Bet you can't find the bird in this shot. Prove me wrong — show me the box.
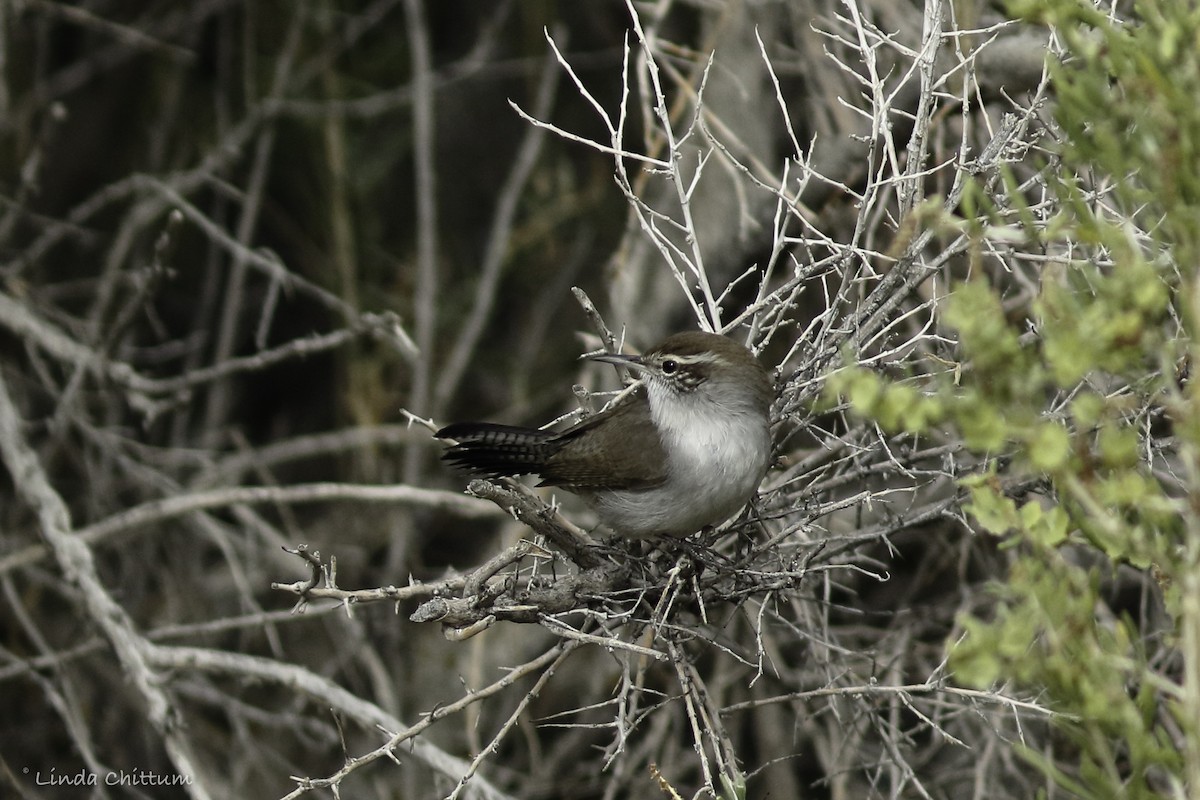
[436,331,773,538]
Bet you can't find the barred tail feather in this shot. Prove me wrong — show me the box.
[435,423,557,478]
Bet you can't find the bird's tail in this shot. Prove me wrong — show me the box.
[435,423,558,478]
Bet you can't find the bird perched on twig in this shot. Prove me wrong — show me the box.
[437,331,773,539]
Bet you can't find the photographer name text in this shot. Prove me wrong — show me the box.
[26,767,193,788]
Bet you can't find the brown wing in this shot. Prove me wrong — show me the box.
[539,387,668,490]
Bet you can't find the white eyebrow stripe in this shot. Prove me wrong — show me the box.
[667,353,719,365]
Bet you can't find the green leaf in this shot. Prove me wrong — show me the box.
[846,371,882,414]
[1070,392,1104,426]
[1132,269,1169,315]
[1027,422,1071,472]
[964,482,1019,535]
[1024,502,1070,547]
[944,281,1025,375]
[1097,425,1140,469]
[1094,471,1153,507]
[1041,324,1094,386]
[956,400,1008,452]
[948,615,1003,687]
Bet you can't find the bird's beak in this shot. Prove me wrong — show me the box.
[587,351,650,374]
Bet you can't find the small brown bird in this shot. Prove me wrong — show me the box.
[437,331,773,538]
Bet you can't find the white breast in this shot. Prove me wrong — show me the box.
[586,381,770,538]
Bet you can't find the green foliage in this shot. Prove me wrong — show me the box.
[952,552,1186,798]
[1037,259,1170,387]
[962,474,1069,547]
[942,280,1029,383]
[1030,0,1200,272]
[829,0,1200,795]
[824,369,944,433]
[953,555,1184,798]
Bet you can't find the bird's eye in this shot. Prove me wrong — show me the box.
[661,359,678,375]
